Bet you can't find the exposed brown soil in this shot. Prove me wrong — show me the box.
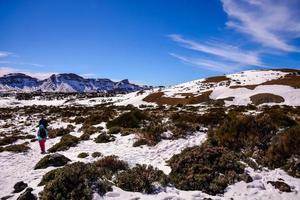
[143,91,213,105]
[230,85,258,90]
[271,68,300,73]
[202,76,230,83]
[230,73,300,89]
[250,93,284,105]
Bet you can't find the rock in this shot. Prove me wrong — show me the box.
[13,181,28,193]
[17,188,37,200]
[284,155,300,178]
[1,195,13,200]
[267,181,292,192]
[238,173,253,183]
[34,153,71,169]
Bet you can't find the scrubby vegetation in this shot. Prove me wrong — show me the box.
[0,143,30,153]
[39,156,128,199]
[77,152,89,158]
[34,153,71,169]
[115,164,168,194]
[94,133,115,143]
[48,134,79,152]
[168,144,248,195]
[106,109,148,129]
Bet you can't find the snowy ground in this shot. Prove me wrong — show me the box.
[1,120,300,199]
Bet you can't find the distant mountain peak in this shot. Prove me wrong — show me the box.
[0,72,149,93]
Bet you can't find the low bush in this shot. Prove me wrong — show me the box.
[133,138,149,147]
[115,164,168,194]
[48,127,71,138]
[93,155,128,174]
[0,135,19,146]
[107,126,121,135]
[94,133,115,143]
[210,112,277,151]
[106,109,148,129]
[265,125,300,169]
[39,162,112,199]
[48,134,79,152]
[137,123,164,146]
[198,108,226,126]
[34,153,71,169]
[92,152,102,158]
[2,143,30,153]
[78,152,89,158]
[167,145,247,195]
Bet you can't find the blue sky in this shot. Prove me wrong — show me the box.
[0,0,299,85]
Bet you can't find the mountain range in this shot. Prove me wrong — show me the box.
[0,73,149,93]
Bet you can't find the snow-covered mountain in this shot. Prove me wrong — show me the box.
[115,68,300,107]
[0,73,148,93]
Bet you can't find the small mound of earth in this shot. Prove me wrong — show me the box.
[17,188,37,200]
[34,153,71,169]
[250,93,284,105]
[13,181,28,193]
[267,181,292,192]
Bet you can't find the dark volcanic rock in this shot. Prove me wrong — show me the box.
[267,181,292,192]
[34,153,71,169]
[13,181,28,193]
[17,188,37,200]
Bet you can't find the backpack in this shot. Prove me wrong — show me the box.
[39,127,47,138]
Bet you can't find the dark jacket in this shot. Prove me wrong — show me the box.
[38,118,48,129]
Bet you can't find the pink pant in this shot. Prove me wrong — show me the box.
[39,139,46,153]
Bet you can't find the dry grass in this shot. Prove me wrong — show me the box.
[230,72,300,89]
[250,93,284,105]
[143,91,212,105]
[202,76,230,83]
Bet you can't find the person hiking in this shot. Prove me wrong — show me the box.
[37,124,48,154]
[38,116,49,130]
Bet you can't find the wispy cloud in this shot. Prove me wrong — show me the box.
[169,34,262,66]
[80,73,97,78]
[0,51,13,58]
[221,0,300,52]
[0,61,44,67]
[0,67,56,80]
[170,53,240,72]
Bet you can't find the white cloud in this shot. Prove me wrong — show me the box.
[0,67,56,80]
[80,73,97,78]
[221,0,300,52]
[168,34,262,66]
[0,61,44,67]
[170,53,240,72]
[0,51,13,58]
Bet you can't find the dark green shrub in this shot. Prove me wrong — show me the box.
[48,134,79,152]
[138,123,164,146]
[94,133,115,143]
[48,127,70,138]
[133,138,149,147]
[3,143,30,153]
[107,109,148,129]
[115,164,168,194]
[198,108,226,126]
[78,152,89,158]
[39,168,62,186]
[211,112,277,150]
[0,135,19,146]
[167,145,246,195]
[94,155,128,174]
[40,162,112,199]
[265,125,300,169]
[262,109,297,128]
[92,152,102,158]
[107,126,121,135]
[34,153,71,169]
